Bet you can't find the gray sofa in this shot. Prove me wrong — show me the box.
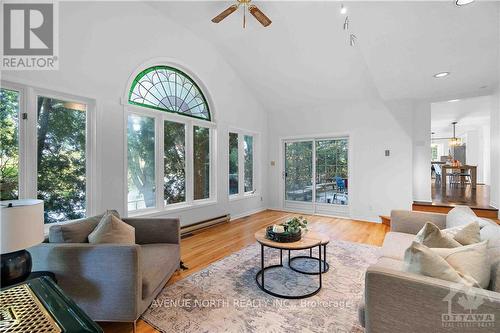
[28,217,180,327]
[360,210,500,333]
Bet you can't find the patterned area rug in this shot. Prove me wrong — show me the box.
[142,240,380,333]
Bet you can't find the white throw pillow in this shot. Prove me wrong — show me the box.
[432,241,490,289]
[446,206,488,229]
[442,222,481,245]
[88,214,135,244]
[404,241,490,288]
[415,222,461,248]
[404,241,478,287]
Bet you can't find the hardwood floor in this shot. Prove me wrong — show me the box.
[413,181,499,219]
[99,210,389,333]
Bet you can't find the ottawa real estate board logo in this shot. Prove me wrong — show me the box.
[1,2,58,70]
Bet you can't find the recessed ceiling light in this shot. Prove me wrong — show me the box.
[340,4,347,15]
[448,99,460,102]
[456,0,475,6]
[434,72,450,78]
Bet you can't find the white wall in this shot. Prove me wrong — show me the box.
[267,99,414,222]
[2,2,268,226]
[412,102,432,202]
[491,86,500,209]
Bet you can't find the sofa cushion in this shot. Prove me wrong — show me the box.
[446,206,489,229]
[381,232,416,260]
[141,244,180,298]
[374,256,405,271]
[49,210,120,243]
[404,241,488,288]
[88,214,135,244]
[415,222,462,248]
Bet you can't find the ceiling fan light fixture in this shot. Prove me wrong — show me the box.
[211,4,239,23]
[248,5,272,27]
[456,0,475,6]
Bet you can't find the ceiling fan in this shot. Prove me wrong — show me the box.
[211,0,272,28]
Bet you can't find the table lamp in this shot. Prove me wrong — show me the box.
[1,199,44,287]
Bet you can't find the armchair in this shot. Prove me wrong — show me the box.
[28,217,181,327]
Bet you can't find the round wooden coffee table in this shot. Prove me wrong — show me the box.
[254,228,325,299]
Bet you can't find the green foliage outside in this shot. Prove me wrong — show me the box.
[193,126,210,200]
[1,90,87,223]
[244,135,253,192]
[127,115,156,210]
[229,133,238,195]
[0,89,20,201]
[37,97,86,223]
[164,121,185,204]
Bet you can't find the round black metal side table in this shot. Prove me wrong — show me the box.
[289,236,330,275]
[254,229,326,299]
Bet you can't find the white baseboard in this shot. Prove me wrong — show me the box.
[230,207,267,221]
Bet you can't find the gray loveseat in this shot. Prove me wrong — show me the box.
[360,210,500,333]
[28,216,180,326]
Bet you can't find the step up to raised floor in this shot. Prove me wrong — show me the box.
[412,202,499,220]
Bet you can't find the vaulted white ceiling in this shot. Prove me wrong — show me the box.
[151,1,499,109]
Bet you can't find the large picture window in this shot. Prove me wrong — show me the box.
[127,114,156,211]
[1,83,94,224]
[37,96,88,223]
[126,65,215,214]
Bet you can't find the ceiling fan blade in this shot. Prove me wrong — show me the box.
[211,4,238,23]
[248,5,272,27]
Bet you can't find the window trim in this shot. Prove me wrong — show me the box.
[0,80,97,218]
[227,127,258,200]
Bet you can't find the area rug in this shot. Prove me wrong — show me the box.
[142,240,380,333]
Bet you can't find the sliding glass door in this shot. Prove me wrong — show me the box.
[285,141,313,202]
[284,137,349,216]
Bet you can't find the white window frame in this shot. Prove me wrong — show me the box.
[124,103,217,217]
[0,80,97,218]
[228,127,258,201]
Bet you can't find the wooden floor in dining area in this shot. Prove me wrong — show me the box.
[99,210,389,333]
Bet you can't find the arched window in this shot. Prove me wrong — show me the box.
[126,63,215,215]
[128,66,210,121]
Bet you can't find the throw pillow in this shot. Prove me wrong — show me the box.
[415,222,462,248]
[88,214,135,244]
[404,241,478,287]
[446,206,488,229]
[404,241,491,288]
[432,241,490,289]
[442,222,481,245]
[49,210,120,243]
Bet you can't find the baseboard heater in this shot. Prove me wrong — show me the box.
[181,214,231,238]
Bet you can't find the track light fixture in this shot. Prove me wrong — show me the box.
[343,17,349,30]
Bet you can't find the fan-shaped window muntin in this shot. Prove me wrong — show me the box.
[129,66,211,121]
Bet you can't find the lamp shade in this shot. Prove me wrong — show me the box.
[1,199,44,254]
